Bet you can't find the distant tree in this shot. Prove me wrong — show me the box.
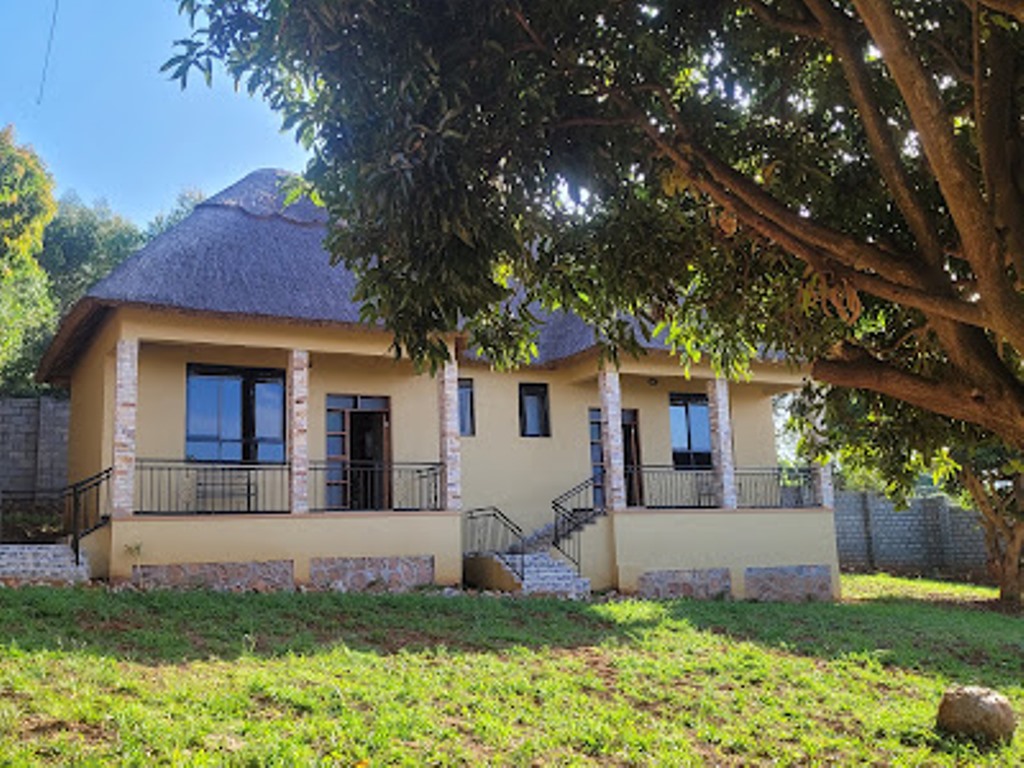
[0,126,55,379]
[795,386,1023,606]
[38,194,143,314]
[1,186,207,394]
[143,188,204,241]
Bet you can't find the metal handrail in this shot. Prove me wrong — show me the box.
[463,506,526,582]
[1,467,113,565]
[551,476,605,574]
[69,468,112,563]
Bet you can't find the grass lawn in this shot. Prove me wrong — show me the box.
[0,574,1019,766]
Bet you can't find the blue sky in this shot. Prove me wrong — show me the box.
[1,0,310,226]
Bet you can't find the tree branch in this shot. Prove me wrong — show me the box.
[962,465,1015,542]
[852,0,1024,331]
[743,0,824,39]
[805,0,946,269]
[976,20,1024,282]
[979,0,1024,23]
[813,348,1024,446]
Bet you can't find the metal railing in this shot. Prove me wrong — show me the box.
[736,467,819,508]
[463,506,526,582]
[550,477,605,573]
[135,460,290,514]
[308,461,442,512]
[634,466,719,508]
[69,469,113,561]
[0,467,112,564]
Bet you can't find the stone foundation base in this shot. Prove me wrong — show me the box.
[637,568,731,599]
[310,556,434,592]
[132,560,295,591]
[744,565,832,602]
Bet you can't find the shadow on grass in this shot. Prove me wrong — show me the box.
[0,586,659,663]
[660,595,1024,690]
[0,586,1020,689]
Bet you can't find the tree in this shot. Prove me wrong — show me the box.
[143,188,204,241]
[171,0,1024,446]
[0,126,56,378]
[38,194,143,315]
[795,386,1024,605]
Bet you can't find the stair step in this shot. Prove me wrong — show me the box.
[0,545,90,584]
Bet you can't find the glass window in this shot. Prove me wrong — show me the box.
[458,379,475,436]
[669,393,713,469]
[185,365,285,463]
[519,383,550,437]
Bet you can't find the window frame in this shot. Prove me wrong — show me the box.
[519,383,551,437]
[668,392,713,470]
[458,378,475,437]
[185,364,286,464]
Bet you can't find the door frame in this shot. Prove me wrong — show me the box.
[325,394,392,510]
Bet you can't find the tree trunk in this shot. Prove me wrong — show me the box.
[996,534,1023,609]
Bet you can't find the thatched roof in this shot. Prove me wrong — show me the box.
[38,169,608,382]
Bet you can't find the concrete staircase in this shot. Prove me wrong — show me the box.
[0,544,90,584]
[512,506,606,554]
[471,550,591,599]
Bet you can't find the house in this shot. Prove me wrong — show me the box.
[37,169,840,599]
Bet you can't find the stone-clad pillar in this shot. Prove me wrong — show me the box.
[111,338,139,518]
[438,359,462,510]
[287,349,310,514]
[815,462,835,508]
[706,377,737,509]
[599,369,626,511]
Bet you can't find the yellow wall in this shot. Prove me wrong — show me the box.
[611,507,840,598]
[80,523,111,579]
[135,342,438,465]
[579,516,617,591]
[137,343,289,459]
[119,307,398,358]
[730,384,782,467]
[68,318,120,483]
[307,353,437,464]
[86,511,461,585]
[460,364,594,532]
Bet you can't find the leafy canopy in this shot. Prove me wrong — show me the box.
[0,126,56,373]
[170,2,1024,454]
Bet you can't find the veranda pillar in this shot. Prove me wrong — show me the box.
[111,338,138,518]
[438,359,462,510]
[598,369,627,511]
[706,377,738,509]
[287,349,310,514]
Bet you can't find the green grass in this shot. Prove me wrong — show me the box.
[0,575,1019,765]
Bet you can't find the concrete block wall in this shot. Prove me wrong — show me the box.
[0,397,70,493]
[834,490,988,579]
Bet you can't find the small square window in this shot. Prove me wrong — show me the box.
[519,383,550,437]
[458,378,475,436]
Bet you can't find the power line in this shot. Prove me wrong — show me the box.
[36,0,60,105]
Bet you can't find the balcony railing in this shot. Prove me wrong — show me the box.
[308,461,442,512]
[553,466,820,515]
[736,467,819,508]
[632,466,719,508]
[132,460,444,515]
[135,460,290,515]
